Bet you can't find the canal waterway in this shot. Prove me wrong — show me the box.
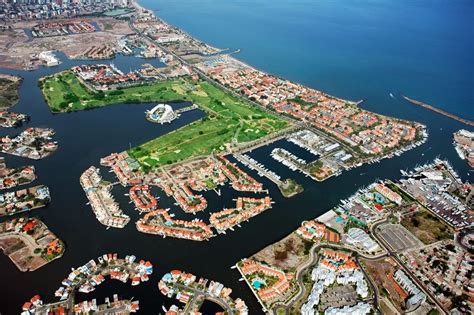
[0,0,473,313]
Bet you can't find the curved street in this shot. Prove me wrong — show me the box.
[371,220,448,314]
[283,242,385,314]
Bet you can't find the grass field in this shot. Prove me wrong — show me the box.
[40,71,289,167]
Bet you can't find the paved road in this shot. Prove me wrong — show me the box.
[174,282,235,314]
[371,220,448,314]
[129,11,443,315]
[284,242,385,314]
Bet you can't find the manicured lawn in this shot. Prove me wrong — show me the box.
[40,72,289,167]
[39,71,181,112]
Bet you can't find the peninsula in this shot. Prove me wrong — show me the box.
[0,157,36,190]
[0,127,58,160]
[0,185,50,217]
[57,3,433,246]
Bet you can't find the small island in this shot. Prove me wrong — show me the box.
[0,217,64,272]
[0,185,51,217]
[0,127,58,160]
[0,157,36,190]
[278,178,304,198]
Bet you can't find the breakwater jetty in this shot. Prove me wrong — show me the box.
[402,95,474,127]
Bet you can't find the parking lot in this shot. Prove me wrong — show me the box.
[378,223,422,252]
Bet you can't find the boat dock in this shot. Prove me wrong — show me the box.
[233,153,283,186]
[175,104,198,114]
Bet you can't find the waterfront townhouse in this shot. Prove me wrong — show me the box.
[296,220,326,241]
[212,66,423,158]
[375,183,402,205]
[240,260,290,303]
[218,156,264,192]
[136,209,214,241]
[129,185,158,212]
[210,197,272,232]
[73,64,142,90]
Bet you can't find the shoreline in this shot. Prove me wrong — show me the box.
[133,0,362,106]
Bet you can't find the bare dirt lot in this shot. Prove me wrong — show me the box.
[0,17,133,70]
[252,232,309,272]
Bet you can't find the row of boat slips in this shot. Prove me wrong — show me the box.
[399,159,473,230]
[218,156,265,192]
[453,129,474,167]
[157,156,265,214]
[85,150,275,234]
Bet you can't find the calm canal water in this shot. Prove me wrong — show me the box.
[0,0,473,313]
